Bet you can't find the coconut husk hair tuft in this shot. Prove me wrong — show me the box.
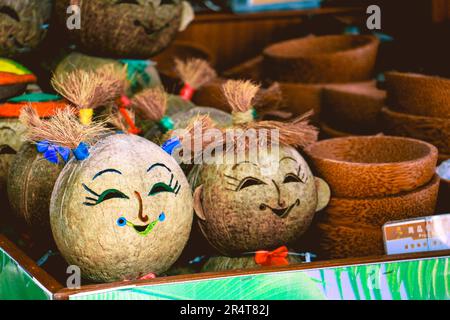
[175,58,217,89]
[254,82,286,115]
[20,105,111,149]
[51,64,123,110]
[242,110,318,148]
[96,63,130,94]
[131,86,168,122]
[222,80,260,113]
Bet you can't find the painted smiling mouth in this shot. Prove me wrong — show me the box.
[260,199,300,218]
[134,20,170,35]
[0,145,17,155]
[117,213,166,236]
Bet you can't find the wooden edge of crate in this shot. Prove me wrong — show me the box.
[0,234,64,295]
[54,249,450,300]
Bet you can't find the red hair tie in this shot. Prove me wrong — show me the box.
[117,95,141,134]
[254,246,289,267]
[180,83,194,101]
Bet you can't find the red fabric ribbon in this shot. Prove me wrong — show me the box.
[139,273,156,280]
[180,83,195,101]
[254,246,289,267]
[117,95,141,134]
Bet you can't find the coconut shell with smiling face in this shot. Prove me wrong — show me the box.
[191,146,330,256]
[0,0,52,57]
[54,0,188,59]
[187,80,330,256]
[50,134,193,282]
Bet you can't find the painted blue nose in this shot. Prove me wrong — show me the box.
[117,217,127,227]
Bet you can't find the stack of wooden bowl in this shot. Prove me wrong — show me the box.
[382,72,450,164]
[320,81,386,138]
[261,34,380,119]
[305,136,440,259]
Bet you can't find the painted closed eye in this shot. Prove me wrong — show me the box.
[237,177,266,191]
[0,6,20,22]
[115,0,140,4]
[83,184,129,206]
[283,173,305,184]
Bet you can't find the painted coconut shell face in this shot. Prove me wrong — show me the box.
[55,0,183,58]
[50,134,193,282]
[7,143,64,234]
[192,146,330,256]
[0,119,26,195]
[0,0,52,57]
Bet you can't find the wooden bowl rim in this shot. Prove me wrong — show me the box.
[381,106,450,122]
[263,35,379,59]
[385,71,450,85]
[305,135,438,168]
[330,173,440,201]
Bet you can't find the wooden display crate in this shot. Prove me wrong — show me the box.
[1,234,448,300]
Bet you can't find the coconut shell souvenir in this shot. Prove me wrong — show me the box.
[0,0,52,57]
[49,130,194,282]
[0,59,37,100]
[7,106,96,235]
[54,0,194,59]
[55,52,162,94]
[0,93,66,205]
[187,80,331,258]
[6,70,122,234]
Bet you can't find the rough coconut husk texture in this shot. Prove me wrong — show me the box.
[174,58,217,90]
[19,106,110,150]
[54,0,183,58]
[188,80,328,256]
[321,82,386,134]
[132,86,168,123]
[220,80,318,149]
[7,142,64,235]
[50,134,193,282]
[263,35,379,83]
[305,135,438,199]
[0,0,52,57]
[6,106,108,234]
[201,254,303,273]
[51,64,124,111]
[194,79,288,118]
[385,71,450,118]
[381,107,450,155]
[0,118,26,197]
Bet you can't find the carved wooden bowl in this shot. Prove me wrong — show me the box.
[314,223,384,259]
[321,82,386,134]
[263,35,379,83]
[381,107,450,155]
[305,136,438,198]
[385,72,450,118]
[322,174,440,228]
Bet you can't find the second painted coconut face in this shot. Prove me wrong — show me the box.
[55,0,184,58]
[0,0,52,57]
[192,146,330,256]
[50,134,193,282]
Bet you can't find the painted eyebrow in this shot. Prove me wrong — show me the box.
[92,169,122,180]
[0,127,15,133]
[232,161,258,170]
[147,163,172,173]
[280,156,298,163]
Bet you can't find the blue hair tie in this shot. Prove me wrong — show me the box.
[161,137,181,155]
[72,142,90,161]
[36,140,70,164]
